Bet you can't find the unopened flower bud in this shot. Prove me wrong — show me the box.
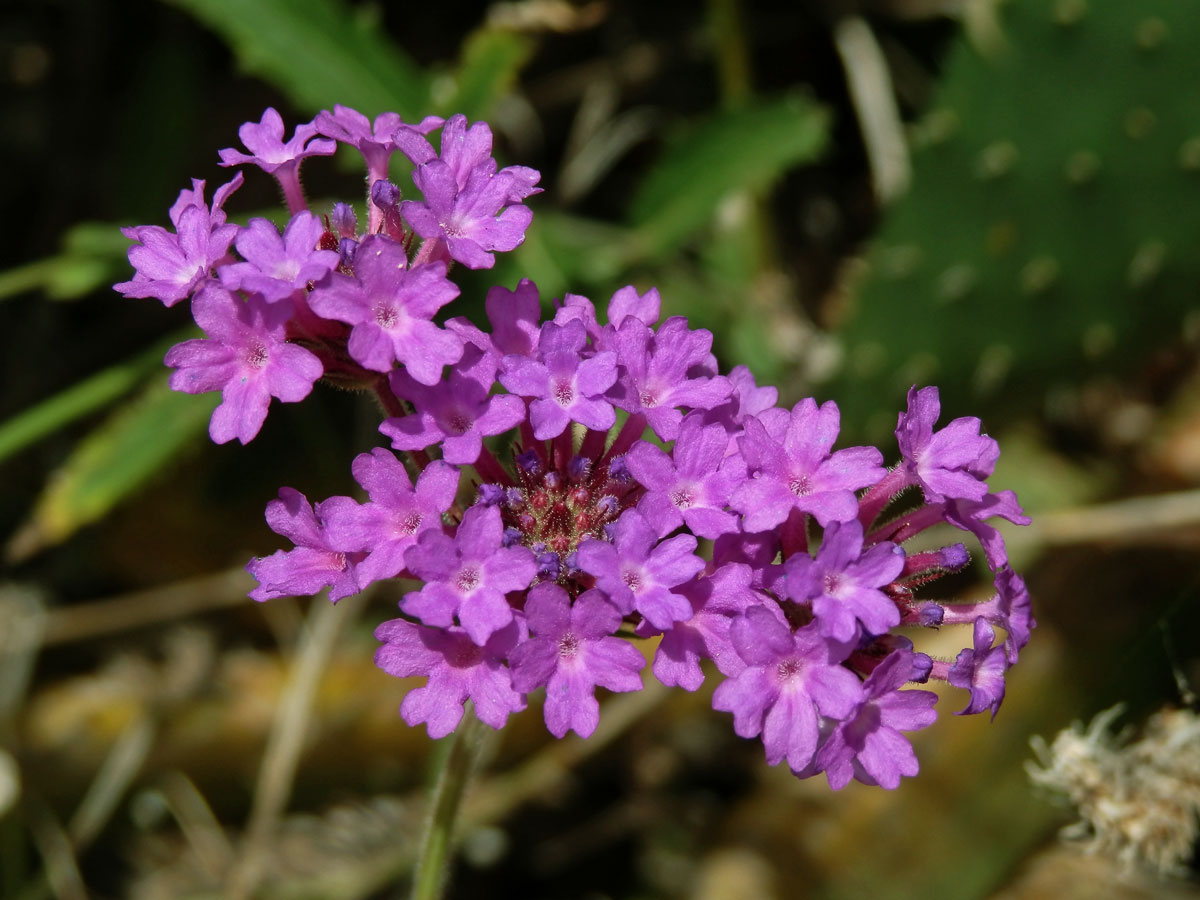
[910,651,933,683]
[564,550,581,575]
[338,237,358,267]
[370,179,401,211]
[478,484,506,506]
[331,202,357,238]
[607,455,631,483]
[939,543,969,570]
[516,450,541,475]
[536,552,561,580]
[915,602,945,626]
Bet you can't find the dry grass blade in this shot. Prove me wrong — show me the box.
[226,591,368,899]
[20,796,87,900]
[68,716,156,849]
[833,16,910,204]
[40,568,253,648]
[1022,489,1200,548]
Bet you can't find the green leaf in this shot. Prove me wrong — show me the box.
[0,222,132,303]
[436,27,535,121]
[629,93,828,255]
[6,382,215,562]
[493,211,636,299]
[164,0,431,119]
[0,335,187,465]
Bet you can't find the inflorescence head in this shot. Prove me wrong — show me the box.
[117,103,1033,790]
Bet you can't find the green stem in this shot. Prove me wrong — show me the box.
[707,0,752,108]
[411,710,486,900]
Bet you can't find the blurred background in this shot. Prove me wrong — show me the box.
[2,0,1199,897]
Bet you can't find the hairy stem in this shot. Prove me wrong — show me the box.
[411,710,487,900]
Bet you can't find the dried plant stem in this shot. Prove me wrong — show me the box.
[21,797,86,900]
[40,567,251,647]
[833,15,910,203]
[227,593,365,900]
[186,681,668,900]
[411,710,488,900]
[1025,488,1200,546]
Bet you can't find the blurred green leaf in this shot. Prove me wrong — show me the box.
[629,93,828,255]
[0,334,187,465]
[164,0,431,118]
[6,382,215,562]
[436,27,535,121]
[495,211,635,300]
[62,223,135,257]
[0,223,132,303]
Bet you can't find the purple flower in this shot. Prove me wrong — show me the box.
[626,414,746,539]
[330,203,357,238]
[991,567,1034,663]
[814,649,938,790]
[116,102,1040,789]
[395,113,541,202]
[375,618,525,738]
[167,176,240,229]
[319,450,459,589]
[644,563,760,690]
[942,567,1034,664]
[307,236,463,383]
[605,285,661,329]
[575,509,705,631]
[448,278,543,364]
[314,105,441,181]
[218,108,335,214]
[164,286,322,444]
[608,317,732,440]
[381,352,526,465]
[897,385,999,503]
[402,162,534,269]
[552,293,601,343]
[732,399,885,531]
[115,174,243,306]
[712,531,781,587]
[942,490,1031,571]
[509,584,645,738]
[499,320,618,439]
[219,212,339,302]
[712,605,863,773]
[247,488,362,602]
[700,364,779,435]
[403,504,537,646]
[780,520,904,642]
[948,618,1008,719]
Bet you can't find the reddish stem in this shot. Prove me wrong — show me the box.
[781,508,809,559]
[857,466,912,532]
[579,428,608,461]
[473,445,513,486]
[600,414,647,467]
[553,428,574,469]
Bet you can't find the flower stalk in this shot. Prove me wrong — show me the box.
[411,707,487,900]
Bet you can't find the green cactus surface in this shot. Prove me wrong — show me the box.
[833,1,1200,438]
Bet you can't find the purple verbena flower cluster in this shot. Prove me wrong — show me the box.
[119,106,1033,791]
